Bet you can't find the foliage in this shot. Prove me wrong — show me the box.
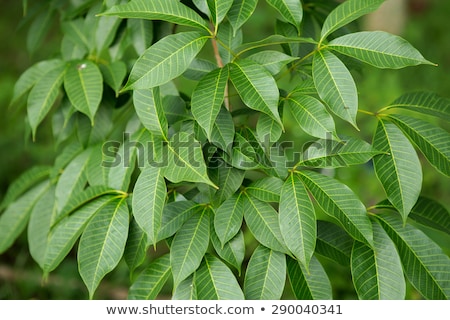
[1,0,449,300]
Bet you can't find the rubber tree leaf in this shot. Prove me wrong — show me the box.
[132,166,166,246]
[214,194,244,245]
[191,66,229,140]
[351,221,405,299]
[266,0,303,34]
[328,31,435,69]
[78,197,129,299]
[195,254,245,299]
[27,7,55,54]
[208,161,245,206]
[287,255,333,299]
[227,0,258,35]
[245,176,283,203]
[313,50,358,128]
[373,120,422,223]
[210,106,235,153]
[320,0,385,41]
[128,19,153,55]
[207,0,233,28]
[387,114,450,177]
[409,197,450,234]
[158,201,198,241]
[256,113,283,145]
[61,18,92,51]
[101,0,210,32]
[230,59,283,127]
[170,207,210,286]
[375,213,450,299]
[286,93,337,139]
[99,61,127,96]
[211,229,245,273]
[244,245,286,299]
[216,21,243,64]
[64,60,103,124]
[173,275,197,300]
[299,170,374,246]
[235,34,312,57]
[124,218,148,276]
[247,50,297,76]
[128,254,171,299]
[123,31,209,90]
[134,86,168,139]
[316,221,353,266]
[279,172,316,270]
[184,58,217,80]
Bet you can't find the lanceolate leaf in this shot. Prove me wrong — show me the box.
[173,275,197,300]
[208,161,245,206]
[210,106,235,153]
[99,61,127,95]
[316,221,353,266]
[128,19,153,55]
[101,0,210,32]
[247,50,297,76]
[279,173,316,269]
[124,218,148,276]
[256,113,283,145]
[266,0,303,34]
[328,31,435,69]
[227,0,258,35]
[211,230,245,273]
[207,0,233,27]
[373,120,422,222]
[78,197,129,299]
[375,213,450,299]
[245,176,283,203]
[214,194,244,245]
[409,197,450,234]
[158,201,198,241]
[299,170,373,246]
[387,114,450,177]
[134,87,168,139]
[123,31,209,90]
[320,0,385,41]
[351,221,405,300]
[313,50,358,128]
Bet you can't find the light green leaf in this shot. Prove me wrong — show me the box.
[101,0,209,32]
[248,50,297,75]
[184,58,217,80]
[266,0,303,34]
[128,19,153,55]
[246,176,283,203]
[387,114,450,177]
[256,113,283,145]
[210,106,235,153]
[78,197,129,299]
[313,50,358,128]
[207,0,233,27]
[128,254,171,299]
[214,194,244,245]
[227,0,258,35]
[170,207,210,286]
[195,254,245,299]
[124,218,148,276]
[280,173,316,270]
[173,275,197,300]
[95,14,121,54]
[123,31,209,90]
[99,61,127,95]
[299,170,373,246]
[373,120,422,222]
[158,201,198,241]
[132,166,166,246]
[217,21,242,64]
[211,229,245,273]
[235,35,314,56]
[134,87,168,139]
[286,93,337,139]
[320,0,385,41]
[328,31,435,69]
[316,221,353,266]
[191,67,229,140]
[287,255,333,299]
[230,59,282,126]
[244,245,286,299]
[27,8,55,54]
[375,213,450,299]
[61,19,91,51]
[351,221,405,299]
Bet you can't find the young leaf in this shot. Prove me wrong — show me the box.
[313,50,358,128]
[133,87,168,139]
[373,120,422,223]
[244,245,286,299]
[128,254,171,300]
[375,213,450,299]
[214,194,244,245]
[123,31,209,90]
[158,201,198,241]
[227,0,258,35]
[266,0,303,34]
[207,0,233,28]
[316,221,353,266]
[279,172,316,270]
[78,197,129,299]
[351,221,405,300]
[245,176,283,203]
[248,50,298,75]
[299,170,373,246]
[124,218,148,276]
[211,229,245,273]
[328,31,435,69]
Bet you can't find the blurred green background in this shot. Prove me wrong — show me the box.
[0,0,448,299]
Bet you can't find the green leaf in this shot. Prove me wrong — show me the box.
[385,92,450,122]
[208,161,245,206]
[227,0,258,35]
[64,60,103,124]
[214,194,244,245]
[387,114,450,177]
[256,113,283,145]
[247,50,298,75]
[217,21,243,64]
[245,176,283,203]
[313,50,358,128]
[242,193,288,253]
[266,0,303,34]
[351,221,405,299]
[279,172,316,269]
[134,87,168,139]
[128,19,153,55]
[132,166,166,246]
[78,197,129,299]
[99,61,127,95]
[27,8,55,54]
[207,0,233,27]
[320,0,385,41]
[230,59,282,126]
[61,19,91,51]
[173,275,197,300]
[211,229,245,273]
[128,254,171,299]
[375,213,450,299]
[164,132,217,188]
[210,106,235,153]
[123,31,209,90]
[170,207,210,286]
[158,201,198,241]
[101,0,209,32]
[191,67,229,140]
[235,35,314,56]
[287,255,333,299]
[409,197,450,234]
[286,93,337,139]
[124,218,148,276]
[373,120,422,222]
[316,221,353,266]
[184,58,217,80]
[299,170,373,246]
[195,254,245,299]
[328,31,435,69]
[244,245,286,299]
[27,63,66,138]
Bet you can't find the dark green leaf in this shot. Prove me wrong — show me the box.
[214,194,244,245]
[316,221,353,266]
[246,176,283,203]
[124,218,148,276]
[211,229,245,273]
[158,201,198,241]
